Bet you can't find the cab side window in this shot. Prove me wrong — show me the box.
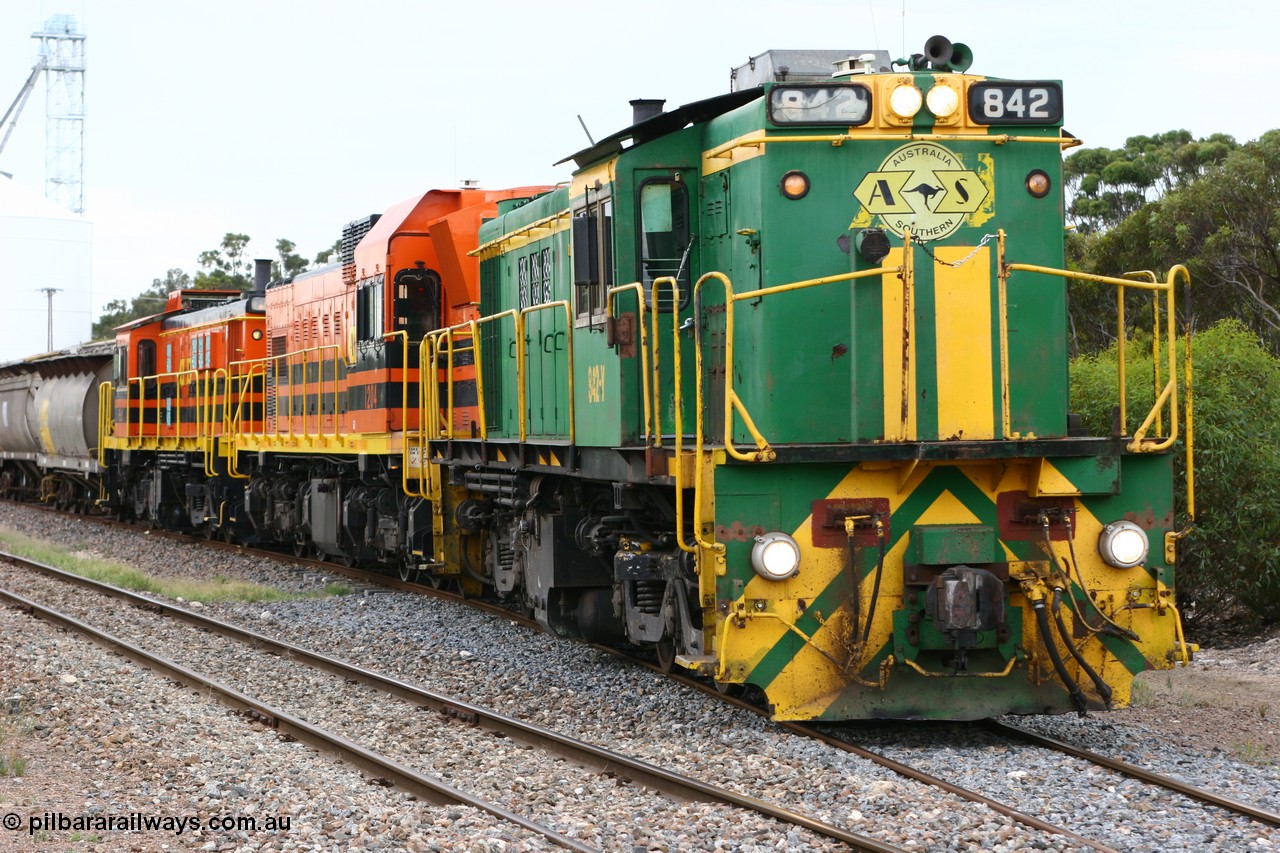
[137,340,156,378]
[572,190,613,325]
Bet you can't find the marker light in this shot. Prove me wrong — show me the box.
[925,84,960,118]
[751,532,801,581]
[1098,520,1149,569]
[888,84,924,119]
[1026,170,1052,198]
[779,170,810,200]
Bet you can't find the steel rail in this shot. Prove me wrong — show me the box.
[604,653,1119,853]
[8,507,1260,846]
[0,551,903,853]
[0,583,599,853]
[983,719,1280,828]
[0,514,1109,850]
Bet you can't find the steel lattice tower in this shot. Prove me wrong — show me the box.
[32,15,85,215]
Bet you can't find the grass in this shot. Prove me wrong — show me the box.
[1234,741,1275,765]
[0,725,26,777]
[1,750,27,776]
[0,526,350,603]
[1129,676,1155,708]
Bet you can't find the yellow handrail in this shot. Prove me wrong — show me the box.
[712,258,909,452]
[127,377,146,440]
[96,381,112,466]
[519,300,575,444]
[200,371,215,478]
[423,311,513,442]
[125,370,195,448]
[422,329,445,439]
[384,329,426,501]
[240,344,344,447]
[704,131,1082,162]
[645,277,696,555]
[605,282,651,444]
[224,362,263,479]
[1000,257,1187,452]
[648,278,673,449]
[693,272,774,463]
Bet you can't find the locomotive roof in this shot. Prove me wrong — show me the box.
[557,87,763,169]
[161,293,264,331]
[0,339,113,376]
[729,49,892,90]
[113,290,257,332]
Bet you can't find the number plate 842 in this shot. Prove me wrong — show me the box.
[967,82,1063,126]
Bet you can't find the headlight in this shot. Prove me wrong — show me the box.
[1098,520,1149,569]
[751,532,801,581]
[925,84,959,118]
[888,84,923,119]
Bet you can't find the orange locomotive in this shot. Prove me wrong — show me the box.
[101,185,552,572]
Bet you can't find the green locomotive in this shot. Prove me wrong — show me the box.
[422,37,1194,719]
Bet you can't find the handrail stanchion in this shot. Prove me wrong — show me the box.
[518,304,580,443]
[605,282,651,444]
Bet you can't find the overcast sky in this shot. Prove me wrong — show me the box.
[0,0,1276,361]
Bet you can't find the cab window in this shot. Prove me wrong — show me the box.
[137,340,156,378]
[637,178,690,311]
[572,190,613,326]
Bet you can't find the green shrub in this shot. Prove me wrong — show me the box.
[1069,318,1280,630]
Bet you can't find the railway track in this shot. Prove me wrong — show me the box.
[0,549,903,853]
[643,644,1280,848]
[980,718,1280,830]
[0,581,593,852]
[5,502,1278,850]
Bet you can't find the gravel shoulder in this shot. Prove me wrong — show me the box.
[0,605,536,853]
[1,504,1279,853]
[1119,637,1280,765]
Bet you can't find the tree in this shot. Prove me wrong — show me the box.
[1065,130,1238,234]
[315,238,341,266]
[91,269,191,339]
[195,232,253,291]
[1079,131,1280,352]
[273,238,308,280]
[1069,320,1280,630]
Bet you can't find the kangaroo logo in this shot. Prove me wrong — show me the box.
[853,142,989,240]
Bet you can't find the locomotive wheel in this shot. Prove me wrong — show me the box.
[398,560,414,582]
[655,640,677,673]
[292,535,309,558]
[204,523,218,540]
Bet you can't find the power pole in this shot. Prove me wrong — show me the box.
[38,287,61,351]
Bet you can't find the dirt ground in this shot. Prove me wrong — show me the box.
[1119,632,1280,764]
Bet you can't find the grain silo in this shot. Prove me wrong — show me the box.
[0,173,92,357]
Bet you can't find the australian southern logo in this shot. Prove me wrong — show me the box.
[853,142,989,240]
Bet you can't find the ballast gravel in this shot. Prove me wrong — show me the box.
[1,503,1279,852]
[0,604,547,853]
